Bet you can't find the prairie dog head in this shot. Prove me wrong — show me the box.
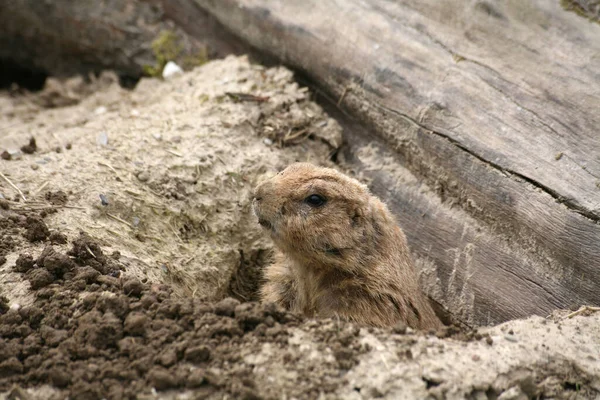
[253,163,391,269]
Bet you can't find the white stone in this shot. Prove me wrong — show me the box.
[97,131,109,146]
[162,61,184,79]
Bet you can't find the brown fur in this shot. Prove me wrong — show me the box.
[252,163,442,329]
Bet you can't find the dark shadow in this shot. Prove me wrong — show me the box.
[0,58,47,91]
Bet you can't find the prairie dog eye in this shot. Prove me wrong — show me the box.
[304,194,327,207]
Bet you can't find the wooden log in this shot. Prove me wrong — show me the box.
[0,0,243,79]
[194,0,600,325]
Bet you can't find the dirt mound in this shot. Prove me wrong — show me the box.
[2,228,597,400]
[0,235,366,400]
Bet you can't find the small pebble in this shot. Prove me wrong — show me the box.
[162,61,184,79]
[94,106,108,115]
[263,138,273,146]
[504,334,518,342]
[7,149,22,160]
[65,143,72,150]
[21,138,37,154]
[152,133,162,141]
[31,164,39,170]
[136,171,150,182]
[123,279,145,297]
[97,132,109,146]
[184,345,211,363]
[99,194,109,206]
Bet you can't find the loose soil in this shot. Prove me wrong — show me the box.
[1,56,599,399]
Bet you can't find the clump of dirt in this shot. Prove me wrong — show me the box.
[15,242,82,290]
[44,190,68,206]
[67,232,121,276]
[20,137,37,154]
[23,216,50,243]
[48,231,67,245]
[14,253,35,273]
[0,200,66,273]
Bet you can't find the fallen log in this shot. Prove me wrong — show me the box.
[194,0,600,325]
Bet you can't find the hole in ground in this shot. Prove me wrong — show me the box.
[117,74,140,90]
[0,58,47,91]
[228,248,271,302]
[0,57,140,93]
[563,381,581,391]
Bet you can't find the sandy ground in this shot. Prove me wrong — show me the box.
[0,55,598,399]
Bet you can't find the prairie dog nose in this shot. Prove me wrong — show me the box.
[253,180,274,202]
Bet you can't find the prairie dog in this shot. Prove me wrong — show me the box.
[252,163,441,329]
